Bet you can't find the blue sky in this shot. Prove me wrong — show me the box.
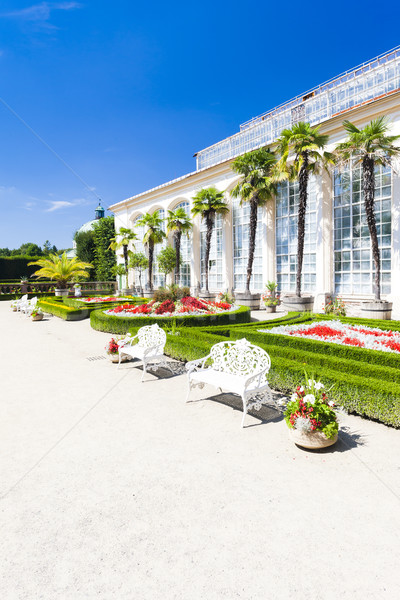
[1,1,400,249]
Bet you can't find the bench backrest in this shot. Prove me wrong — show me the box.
[209,338,270,376]
[137,323,166,351]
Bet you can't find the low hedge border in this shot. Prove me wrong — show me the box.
[151,325,400,429]
[1,292,56,302]
[38,298,89,321]
[90,305,251,334]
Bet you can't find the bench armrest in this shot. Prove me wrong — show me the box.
[186,355,211,374]
[118,333,138,349]
[244,368,269,390]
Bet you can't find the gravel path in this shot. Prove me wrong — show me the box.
[1,302,400,599]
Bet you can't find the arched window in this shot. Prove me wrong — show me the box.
[152,209,166,289]
[333,164,391,295]
[200,214,223,291]
[232,198,263,291]
[275,179,317,293]
[172,201,191,288]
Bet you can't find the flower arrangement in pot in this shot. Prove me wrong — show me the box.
[105,336,127,362]
[261,281,280,313]
[31,308,43,321]
[284,375,340,449]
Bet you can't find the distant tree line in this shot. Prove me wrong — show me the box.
[0,240,59,257]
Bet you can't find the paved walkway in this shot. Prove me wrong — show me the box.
[1,303,400,600]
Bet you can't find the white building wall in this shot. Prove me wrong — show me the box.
[110,93,400,317]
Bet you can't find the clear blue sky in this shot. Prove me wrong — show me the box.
[1,0,400,250]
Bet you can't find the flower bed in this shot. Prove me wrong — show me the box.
[262,320,400,354]
[77,296,132,303]
[104,296,234,318]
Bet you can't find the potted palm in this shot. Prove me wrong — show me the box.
[334,117,400,319]
[231,148,277,309]
[136,212,166,296]
[109,227,138,295]
[276,122,332,312]
[261,281,280,313]
[28,252,92,296]
[191,186,229,298]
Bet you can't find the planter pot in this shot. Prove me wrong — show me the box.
[289,429,338,449]
[198,291,215,300]
[264,305,277,313]
[122,288,132,296]
[31,314,43,321]
[360,301,392,320]
[144,290,155,299]
[109,354,128,363]
[281,296,314,313]
[235,293,261,310]
[54,289,69,297]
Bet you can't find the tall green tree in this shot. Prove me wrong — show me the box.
[74,230,96,278]
[157,245,180,287]
[109,226,138,282]
[231,148,277,294]
[92,216,116,281]
[15,242,43,257]
[129,252,149,296]
[334,117,400,300]
[276,122,332,298]
[136,213,166,291]
[167,207,192,284]
[191,187,229,293]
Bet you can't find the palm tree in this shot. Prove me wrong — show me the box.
[28,252,92,289]
[109,227,138,284]
[231,148,277,294]
[136,213,166,291]
[334,117,400,300]
[167,207,192,284]
[191,187,229,293]
[276,122,331,298]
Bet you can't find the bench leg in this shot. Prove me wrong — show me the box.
[141,360,147,382]
[241,396,248,428]
[186,379,192,403]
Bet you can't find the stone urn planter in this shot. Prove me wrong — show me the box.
[289,429,338,450]
[54,289,69,297]
[109,354,128,363]
[31,313,43,321]
[235,293,261,310]
[281,296,314,313]
[264,305,277,313]
[360,301,392,320]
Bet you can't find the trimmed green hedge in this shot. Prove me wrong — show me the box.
[38,297,89,321]
[0,291,55,302]
[90,305,251,334]
[63,296,148,309]
[0,256,43,279]
[155,321,400,429]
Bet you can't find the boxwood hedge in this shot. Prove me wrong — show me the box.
[38,297,89,321]
[90,305,251,334]
[157,317,400,429]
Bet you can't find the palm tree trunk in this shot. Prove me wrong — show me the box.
[362,156,380,300]
[296,152,309,298]
[123,244,129,285]
[148,243,154,291]
[246,196,258,294]
[205,213,214,293]
[174,230,181,285]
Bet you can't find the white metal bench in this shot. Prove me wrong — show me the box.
[11,294,28,311]
[117,323,172,381]
[186,338,273,427]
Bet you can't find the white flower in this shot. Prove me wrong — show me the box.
[314,381,325,390]
[294,416,313,432]
[328,401,335,407]
[303,394,315,404]
[299,386,304,393]
[290,393,298,401]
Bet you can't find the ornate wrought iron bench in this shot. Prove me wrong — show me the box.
[185,338,273,427]
[117,323,172,381]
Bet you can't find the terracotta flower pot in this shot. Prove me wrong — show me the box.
[289,429,338,449]
[31,314,43,321]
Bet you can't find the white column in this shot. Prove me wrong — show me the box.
[223,201,234,293]
[313,170,333,311]
[191,215,201,294]
[264,199,275,285]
